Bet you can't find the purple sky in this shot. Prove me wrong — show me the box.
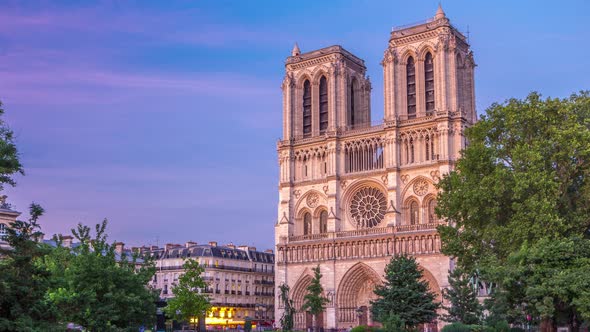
[1,1,588,250]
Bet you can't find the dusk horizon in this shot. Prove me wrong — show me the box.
[1,0,588,251]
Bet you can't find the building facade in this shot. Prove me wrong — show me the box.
[147,242,275,328]
[0,196,21,251]
[274,6,476,330]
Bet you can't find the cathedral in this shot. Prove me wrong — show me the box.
[274,6,476,330]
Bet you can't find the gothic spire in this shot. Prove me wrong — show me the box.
[434,3,446,20]
[291,42,301,56]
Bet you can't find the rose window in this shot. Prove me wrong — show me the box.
[349,186,387,228]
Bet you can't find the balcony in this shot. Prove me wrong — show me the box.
[287,222,445,243]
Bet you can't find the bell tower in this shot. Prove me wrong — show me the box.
[281,45,372,141]
[382,5,476,124]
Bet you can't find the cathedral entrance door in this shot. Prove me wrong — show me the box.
[358,306,368,326]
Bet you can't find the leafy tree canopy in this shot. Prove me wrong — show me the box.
[164,259,211,329]
[436,91,590,327]
[0,203,61,331]
[45,220,158,331]
[371,255,440,329]
[0,101,24,190]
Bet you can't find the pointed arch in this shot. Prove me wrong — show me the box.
[291,271,314,329]
[336,262,382,323]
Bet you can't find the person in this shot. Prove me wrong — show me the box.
[348,325,353,332]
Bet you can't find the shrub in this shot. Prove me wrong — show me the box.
[441,322,471,332]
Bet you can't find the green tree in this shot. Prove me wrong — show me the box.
[46,220,158,331]
[301,265,329,332]
[0,203,61,331]
[487,237,590,329]
[164,259,211,332]
[436,91,590,328]
[279,283,296,332]
[0,101,24,191]
[441,268,482,325]
[371,255,440,330]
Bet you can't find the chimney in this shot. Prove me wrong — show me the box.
[151,245,159,251]
[248,246,257,252]
[226,243,236,249]
[209,241,218,247]
[238,245,249,252]
[264,249,274,254]
[114,242,124,254]
[185,241,198,248]
[62,235,73,248]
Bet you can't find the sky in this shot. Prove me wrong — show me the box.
[0,0,588,250]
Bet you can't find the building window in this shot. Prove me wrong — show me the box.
[303,80,312,137]
[428,199,438,223]
[319,76,328,134]
[349,78,357,126]
[425,52,435,113]
[406,56,416,118]
[303,212,312,235]
[319,210,328,233]
[0,223,6,241]
[410,201,419,225]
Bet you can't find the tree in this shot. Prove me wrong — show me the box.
[436,91,590,328]
[301,265,329,332]
[371,255,440,330]
[279,283,296,332]
[437,92,590,270]
[45,220,158,331]
[164,259,211,332]
[442,267,482,325]
[0,203,61,331]
[486,237,590,330]
[0,100,24,191]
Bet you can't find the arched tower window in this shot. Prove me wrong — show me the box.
[349,78,357,127]
[319,210,328,233]
[406,56,416,118]
[410,201,419,225]
[319,76,328,134]
[428,199,438,223]
[302,80,312,138]
[425,52,435,113]
[303,212,312,235]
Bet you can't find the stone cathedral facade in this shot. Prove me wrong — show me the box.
[274,7,476,330]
